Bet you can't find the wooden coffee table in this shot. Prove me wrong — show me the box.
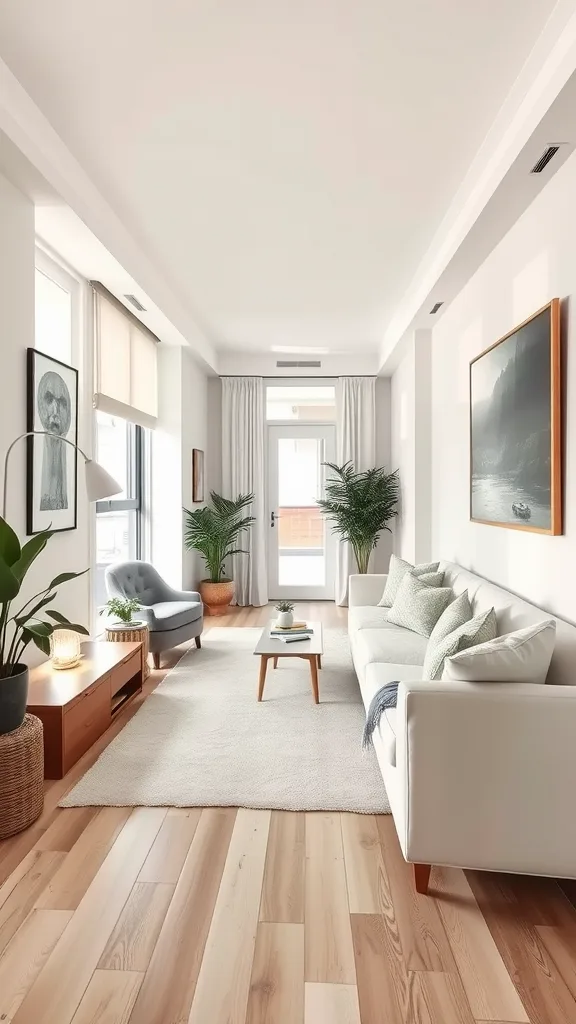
[254,621,323,703]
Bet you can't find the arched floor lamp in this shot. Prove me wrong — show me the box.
[2,431,121,518]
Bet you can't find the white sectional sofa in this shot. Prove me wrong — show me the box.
[349,561,576,893]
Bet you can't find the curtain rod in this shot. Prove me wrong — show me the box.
[90,281,162,345]
[217,374,377,379]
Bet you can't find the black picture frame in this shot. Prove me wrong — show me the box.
[27,348,79,535]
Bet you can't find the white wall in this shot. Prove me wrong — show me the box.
[152,344,209,590]
[374,376,393,572]
[390,330,432,565]
[431,147,576,620]
[0,172,91,664]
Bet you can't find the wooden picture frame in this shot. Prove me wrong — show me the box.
[192,448,204,503]
[469,298,561,535]
[27,348,79,535]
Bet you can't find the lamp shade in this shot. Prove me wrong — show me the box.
[84,459,122,502]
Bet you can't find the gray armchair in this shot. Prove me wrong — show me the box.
[105,561,203,669]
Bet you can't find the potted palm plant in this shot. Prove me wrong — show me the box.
[183,491,256,615]
[317,462,400,573]
[0,516,89,734]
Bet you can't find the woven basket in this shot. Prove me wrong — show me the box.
[0,714,44,839]
[105,624,150,680]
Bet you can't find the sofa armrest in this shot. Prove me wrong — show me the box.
[162,588,202,604]
[348,574,387,607]
[394,679,576,877]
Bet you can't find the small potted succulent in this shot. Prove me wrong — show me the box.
[100,597,142,628]
[275,600,295,629]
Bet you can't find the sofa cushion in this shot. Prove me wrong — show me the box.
[348,606,393,631]
[362,662,424,768]
[443,619,556,683]
[378,555,440,607]
[423,605,496,680]
[353,626,428,678]
[387,572,453,637]
[142,600,203,632]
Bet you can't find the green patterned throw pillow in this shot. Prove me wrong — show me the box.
[423,606,497,680]
[386,571,453,637]
[378,555,440,607]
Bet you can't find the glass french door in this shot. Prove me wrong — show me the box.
[268,424,336,600]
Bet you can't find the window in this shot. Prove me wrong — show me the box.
[94,411,147,607]
[266,384,336,421]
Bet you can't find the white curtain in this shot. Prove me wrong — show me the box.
[221,377,268,606]
[335,376,376,605]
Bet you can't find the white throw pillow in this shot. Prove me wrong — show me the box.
[387,571,453,638]
[423,606,497,680]
[378,555,440,607]
[442,619,556,683]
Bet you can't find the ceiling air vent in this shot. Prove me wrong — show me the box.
[276,360,322,368]
[124,293,147,312]
[429,301,444,314]
[531,146,561,174]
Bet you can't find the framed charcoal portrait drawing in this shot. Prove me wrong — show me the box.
[27,348,79,534]
[192,448,204,503]
[470,298,561,535]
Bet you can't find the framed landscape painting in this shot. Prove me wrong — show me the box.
[470,299,561,535]
[27,348,79,535]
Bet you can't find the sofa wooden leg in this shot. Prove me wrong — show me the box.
[152,652,160,670]
[195,635,202,649]
[413,864,432,895]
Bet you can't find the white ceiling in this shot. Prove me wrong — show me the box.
[0,0,560,354]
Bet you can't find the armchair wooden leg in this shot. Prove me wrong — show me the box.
[195,635,202,649]
[152,652,160,670]
[413,864,432,895]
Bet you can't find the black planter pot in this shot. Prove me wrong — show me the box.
[0,665,29,735]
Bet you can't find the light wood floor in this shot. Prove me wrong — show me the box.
[1,602,575,1024]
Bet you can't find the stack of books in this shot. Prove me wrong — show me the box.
[270,621,314,643]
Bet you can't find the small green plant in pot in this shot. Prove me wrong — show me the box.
[317,461,400,574]
[184,491,256,615]
[275,601,295,628]
[0,516,89,735]
[100,597,142,628]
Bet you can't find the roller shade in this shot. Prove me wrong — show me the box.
[93,284,158,429]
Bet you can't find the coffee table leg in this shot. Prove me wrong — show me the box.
[317,654,322,669]
[258,655,270,701]
[273,656,279,669]
[309,655,320,704]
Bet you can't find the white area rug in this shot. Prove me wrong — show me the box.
[60,627,390,813]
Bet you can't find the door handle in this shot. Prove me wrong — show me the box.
[270,511,283,527]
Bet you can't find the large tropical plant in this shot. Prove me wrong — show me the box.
[183,491,256,583]
[0,516,89,678]
[317,462,399,574]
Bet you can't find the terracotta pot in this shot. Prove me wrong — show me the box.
[199,579,235,616]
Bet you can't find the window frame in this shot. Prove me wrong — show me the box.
[264,377,337,425]
[95,418,145,559]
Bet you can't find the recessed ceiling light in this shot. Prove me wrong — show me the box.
[271,346,330,355]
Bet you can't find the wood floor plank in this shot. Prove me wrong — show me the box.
[98,882,174,971]
[137,809,201,884]
[12,807,166,1024]
[341,813,383,913]
[35,807,132,911]
[260,810,304,923]
[434,867,529,1023]
[188,809,271,1024]
[128,807,236,1024]
[407,970,475,1024]
[376,815,456,972]
[469,871,576,1024]
[0,908,72,1021]
[304,813,356,984]
[35,808,97,853]
[70,968,143,1024]
[245,922,304,1024]
[536,925,576,1001]
[304,983,361,1023]
[351,913,404,1024]
[0,850,65,956]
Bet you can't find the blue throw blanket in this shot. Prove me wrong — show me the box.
[362,682,399,749]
